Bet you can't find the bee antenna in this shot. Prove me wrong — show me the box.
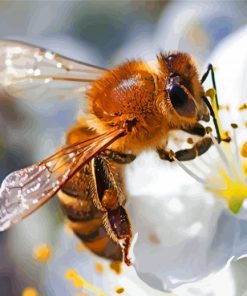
[203,96,221,143]
[201,64,219,109]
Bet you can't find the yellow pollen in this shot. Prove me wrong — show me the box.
[241,142,247,158]
[65,269,106,296]
[221,131,231,142]
[239,103,247,111]
[110,261,122,275]
[33,244,52,263]
[95,262,104,273]
[115,287,125,294]
[22,287,39,296]
[219,104,230,111]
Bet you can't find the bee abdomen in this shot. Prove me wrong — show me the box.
[58,185,122,261]
[58,123,123,261]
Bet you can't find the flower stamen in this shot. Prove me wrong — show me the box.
[171,150,224,190]
[230,123,245,180]
[209,131,233,178]
[241,142,247,158]
[170,149,209,184]
[172,88,247,214]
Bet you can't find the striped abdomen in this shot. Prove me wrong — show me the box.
[57,123,123,261]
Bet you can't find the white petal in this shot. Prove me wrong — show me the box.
[208,25,247,107]
[127,24,247,292]
[125,151,195,198]
[128,174,247,292]
[175,264,234,296]
[43,227,171,296]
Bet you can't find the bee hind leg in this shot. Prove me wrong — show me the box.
[157,137,213,162]
[103,206,132,266]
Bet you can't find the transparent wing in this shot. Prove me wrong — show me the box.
[0,39,106,100]
[0,127,126,231]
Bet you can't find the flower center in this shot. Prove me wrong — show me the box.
[171,89,247,214]
[207,137,247,213]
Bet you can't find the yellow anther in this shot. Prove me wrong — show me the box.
[33,244,52,263]
[239,103,247,111]
[95,262,104,273]
[65,269,107,295]
[231,123,238,129]
[115,287,125,294]
[221,131,231,143]
[110,261,122,275]
[22,287,39,296]
[241,142,247,158]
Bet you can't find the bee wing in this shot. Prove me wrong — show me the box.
[0,39,105,101]
[0,127,126,231]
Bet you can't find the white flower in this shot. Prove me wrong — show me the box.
[125,25,247,293]
[45,43,247,296]
[41,25,247,296]
[44,227,171,296]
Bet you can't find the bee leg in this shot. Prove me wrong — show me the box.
[103,205,132,266]
[92,156,132,265]
[182,123,206,137]
[102,149,136,164]
[156,148,172,161]
[157,137,213,162]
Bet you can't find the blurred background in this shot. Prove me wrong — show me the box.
[1,1,247,295]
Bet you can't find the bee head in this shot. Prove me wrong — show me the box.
[158,52,210,125]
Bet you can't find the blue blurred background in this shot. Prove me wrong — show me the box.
[0,1,247,295]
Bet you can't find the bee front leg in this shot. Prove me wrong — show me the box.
[103,205,132,266]
[157,137,213,162]
[182,122,206,137]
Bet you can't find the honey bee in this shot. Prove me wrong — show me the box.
[0,40,220,265]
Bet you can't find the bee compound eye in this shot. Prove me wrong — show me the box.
[168,85,196,117]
